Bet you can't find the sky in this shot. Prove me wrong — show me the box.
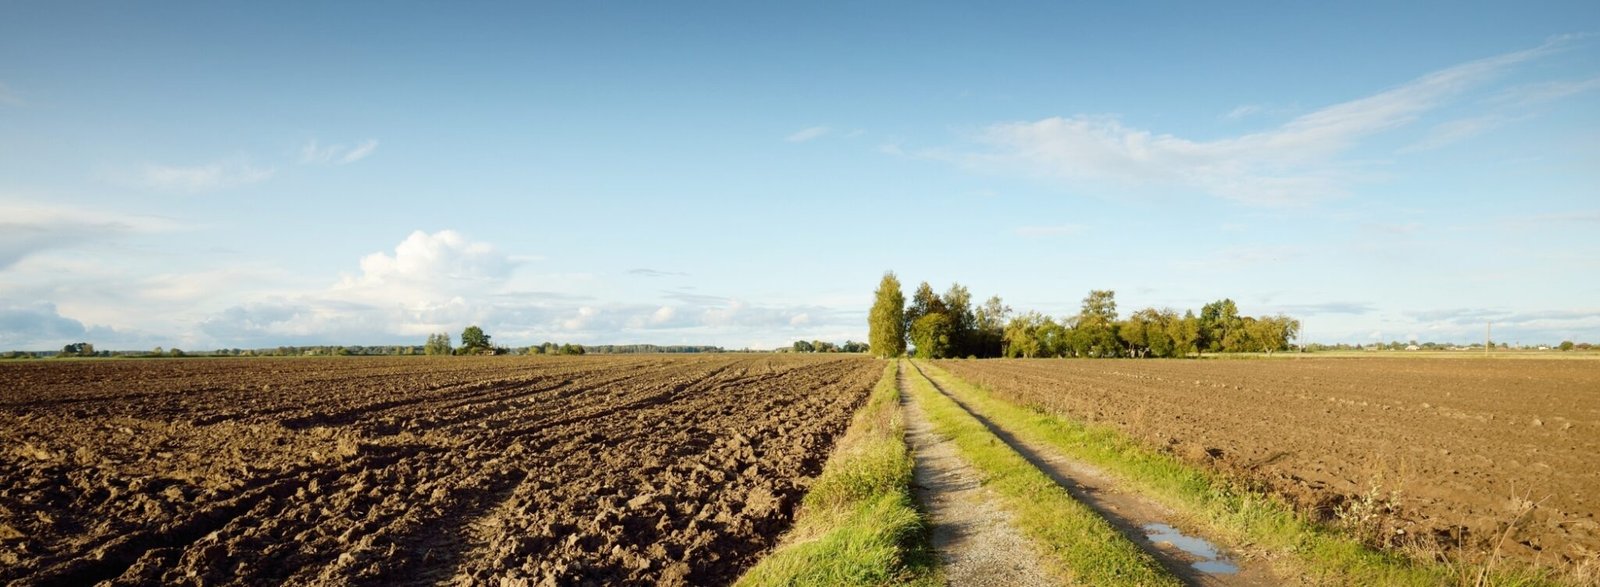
[2,1,1598,351]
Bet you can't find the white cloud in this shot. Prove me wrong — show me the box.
[1401,115,1510,152]
[300,138,380,165]
[1223,104,1263,121]
[334,229,517,306]
[3,227,872,349]
[785,126,832,143]
[942,39,1569,205]
[1174,245,1304,272]
[1490,76,1600,107]
[139,160,274,192]
[561,306,600,331]
[0,200,179,269]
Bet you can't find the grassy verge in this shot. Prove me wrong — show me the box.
[903,361,1180,586]
[917,360,1563,587]
[736,361,940,587]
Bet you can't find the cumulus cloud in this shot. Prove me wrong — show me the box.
[941,38,1572,205]
[139,160,274,192]
[5,228,870,349]
[336,230,516,298]
[0,303,87,345]
[300,138,380,165]
[785,126,832,142]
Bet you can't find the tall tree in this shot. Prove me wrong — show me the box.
[1074,289,1121,357]
[424,332,452,356]
[910,313,955,359]
[1199,299,1240,352]
[868,272,907,358]
[941,283,976,357]
[1119,308,1163,358]
[460,325,492,354]
[905,281,946,330]
[1003,312,1046,358]
[974,295,1012,358]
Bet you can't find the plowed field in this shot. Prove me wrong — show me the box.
[0,355,878,586]
[936,357,1600,572]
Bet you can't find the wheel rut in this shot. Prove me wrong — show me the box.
[898,362,1057,587]
[910,361,1285,587]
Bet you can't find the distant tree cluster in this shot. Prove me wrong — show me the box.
[524,342,587,355]
[866,273,1303,359]
[788,340,870,353]
[424,333,454,356]
[60,342,97,357]
[579,344,724,354]
[997,293,1298,358]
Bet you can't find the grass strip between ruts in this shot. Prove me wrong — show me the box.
[736,361,940,587]
[903,360,1180,586]
[916,360,1563,587]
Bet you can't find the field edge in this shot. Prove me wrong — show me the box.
[735,361,941,587]
[916,360,1571,587]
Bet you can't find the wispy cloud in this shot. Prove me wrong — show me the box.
[0,199,180,269]
[1401,115,1512,152]
[1267,301,1378,315]
[1490,76,1600,107]
[0,82,23,107]
[300,138,380,165]
[139,160,274,192]
[1014,224,1086,238]
[1222,104,1263,121]
[1404,307,1600,327]
[785,126,832,143]
[1175,245,1304,272]
[628,268,688,278]
[935,38,1575,206]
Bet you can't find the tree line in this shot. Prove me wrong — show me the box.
[866,271,1301,359]
[786,340,870,353]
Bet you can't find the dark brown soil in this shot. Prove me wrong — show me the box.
[0,355,878,586]
[936,357,1600,575]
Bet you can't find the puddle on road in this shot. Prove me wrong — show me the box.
[1142,523,1239,575]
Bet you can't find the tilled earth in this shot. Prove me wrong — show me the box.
[937,357,1600,575]
[0,355,878,586]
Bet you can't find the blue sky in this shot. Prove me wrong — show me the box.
[2,1,1597,350]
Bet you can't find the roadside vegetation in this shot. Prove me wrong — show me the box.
[737,362,939,587]
[902,361,1180,586]
[916,361,1568,586]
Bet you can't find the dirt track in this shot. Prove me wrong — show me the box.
[936,357,1600,573]
[0,355,878,586]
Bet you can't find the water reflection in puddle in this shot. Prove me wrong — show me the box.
[1142,523,1239,574]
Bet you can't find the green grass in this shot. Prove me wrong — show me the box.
[902,361,1180,586]
[736,362,940,587]
[916,360,1567,587]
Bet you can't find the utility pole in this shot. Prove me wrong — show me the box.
[1486,321,1491,356]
